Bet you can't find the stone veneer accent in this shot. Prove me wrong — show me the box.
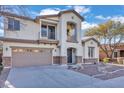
[83,58,98,64]
[53,56,67,64]
[2,57,11,67]
[60,56,67,64]
[53,56,61,64]
[53,56,82,64]
[76,56,82,63]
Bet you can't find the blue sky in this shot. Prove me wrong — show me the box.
[28,5,124,30]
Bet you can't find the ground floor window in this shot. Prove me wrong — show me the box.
[88,47,95,58]
[120,50,124,57]
[114,52,118,58]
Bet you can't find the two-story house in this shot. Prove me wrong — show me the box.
[0,10,99,68]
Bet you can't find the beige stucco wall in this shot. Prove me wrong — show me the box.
[4,17,40,40]
[3,42,58,57]
[83,40,99,60]
[3,44,12,57]
[36,12,83,58]
[59,12,83,57]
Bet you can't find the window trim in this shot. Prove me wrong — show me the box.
[41,23,56,40]
[88,47,95,58]
[7,18,20,31]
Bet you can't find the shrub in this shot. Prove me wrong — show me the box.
[0,63,3,75]
[103,58,110,63]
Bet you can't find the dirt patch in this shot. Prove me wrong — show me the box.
[95,70,124,80]
[69,63,124,80]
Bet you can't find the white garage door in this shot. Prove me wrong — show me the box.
[12,48,52,67]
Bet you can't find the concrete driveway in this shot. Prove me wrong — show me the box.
[86,76,124,88]
[5,66,102,88]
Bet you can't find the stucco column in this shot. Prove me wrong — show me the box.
[60,45,67,64]
[2,45,12,67]
[76,45,83,63]
[2,57,11,67]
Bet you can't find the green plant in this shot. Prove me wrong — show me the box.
[103,58,110,63]
[0,63,3,75]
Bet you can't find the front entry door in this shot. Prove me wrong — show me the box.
[67,48,72,64]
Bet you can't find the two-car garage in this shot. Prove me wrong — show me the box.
[12,48,53,67]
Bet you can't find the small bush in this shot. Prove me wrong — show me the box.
[103,58,110,63]
[0,63,3,75]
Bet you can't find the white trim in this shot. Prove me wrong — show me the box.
[39,20,41,39]
[51,49,54,65]
[40,19,58,24]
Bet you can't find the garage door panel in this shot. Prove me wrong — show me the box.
[12,49,52,67]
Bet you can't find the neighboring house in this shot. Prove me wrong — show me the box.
[100,43,124,61]
[0,10,99,68]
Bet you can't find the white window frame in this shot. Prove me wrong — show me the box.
[41,22,56,40]
[88,47,95,58]
[7,18,20,31]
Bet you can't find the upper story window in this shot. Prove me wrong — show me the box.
[8,18,20,31]
[67,22,77,42]
[41,25,47,37]
[48,25,55,40]
[41,24,55,40]
[88,47,95,58]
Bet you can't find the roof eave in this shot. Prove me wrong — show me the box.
[36,10,84,21]
[82,38,100,46]
[0,11,34,21]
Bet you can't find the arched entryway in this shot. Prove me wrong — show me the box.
[67,48,76,64]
